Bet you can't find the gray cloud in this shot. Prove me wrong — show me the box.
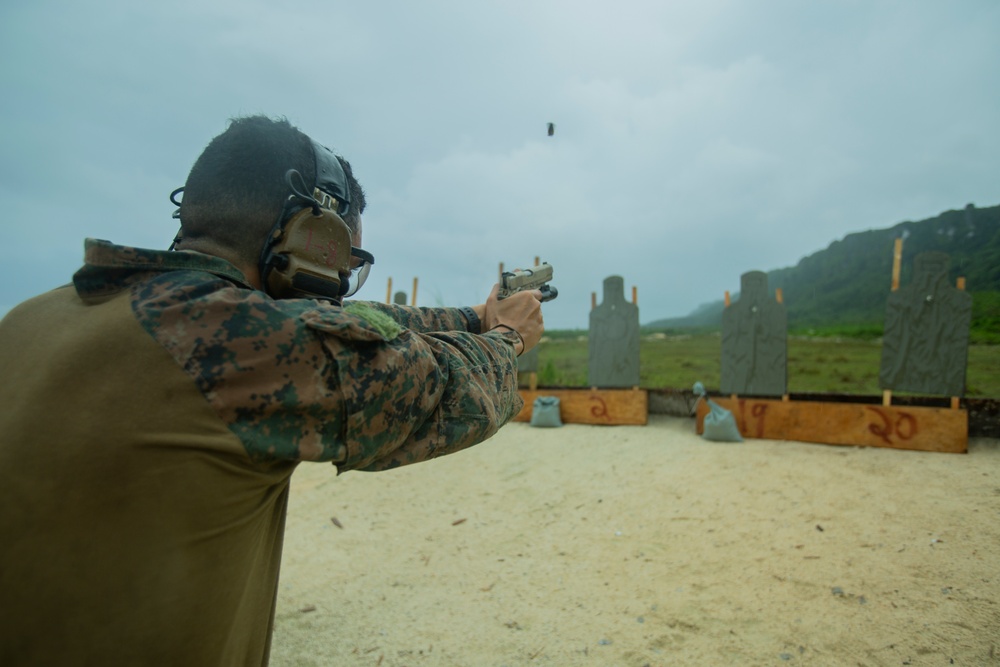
[2,0,998,329]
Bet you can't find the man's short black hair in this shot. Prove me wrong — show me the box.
[180,115,366,263]
[336,156,366,234]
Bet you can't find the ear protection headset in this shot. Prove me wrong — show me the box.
[261,142,376,302]
[170,140,372,303]
[258,180,354,301]
[257,141,356,301]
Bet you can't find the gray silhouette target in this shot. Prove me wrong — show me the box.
[720,271,787,396]
[879,252,972,396]
[518,346,539,373]
[588,276,640,387]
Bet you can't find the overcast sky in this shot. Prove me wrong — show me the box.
[2,0,998,330]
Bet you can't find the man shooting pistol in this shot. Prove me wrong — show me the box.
[498,262,558,302]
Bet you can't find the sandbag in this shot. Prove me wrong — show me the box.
[530,396,563,428]
[693,382,743,442]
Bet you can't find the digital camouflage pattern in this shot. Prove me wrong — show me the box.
[75,239,523,472]
[0,237,525,666]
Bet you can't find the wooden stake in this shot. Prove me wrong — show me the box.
[386,277,393,304]
[724,291,731,307]
[411,277,418,306]
[534,256,540,267]
[632,286,637,305]
[591,292,597,310]
[882,389,892,407]
[891,237,903,291]
[952,275,964,413]
[775,288,783,304]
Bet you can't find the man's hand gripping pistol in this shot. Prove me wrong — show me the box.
[498,263,558,302]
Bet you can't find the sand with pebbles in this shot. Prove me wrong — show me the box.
[270,416,1000,666]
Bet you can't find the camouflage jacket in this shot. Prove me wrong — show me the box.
[74,239,524,472]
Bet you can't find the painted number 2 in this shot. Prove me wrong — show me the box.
[865,407,918,445]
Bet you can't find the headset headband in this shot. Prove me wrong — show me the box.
[167,139,351,240]
[311,141,351,217]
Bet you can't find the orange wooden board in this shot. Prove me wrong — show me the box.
[516,389,648,425]
[696,398,967,453]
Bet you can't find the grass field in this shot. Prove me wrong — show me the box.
[526,332,1000,398]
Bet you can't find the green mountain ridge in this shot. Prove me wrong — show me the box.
[647,203,1000,333]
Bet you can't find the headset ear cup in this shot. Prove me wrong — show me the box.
[260,207,353,301]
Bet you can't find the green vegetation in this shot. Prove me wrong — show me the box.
[971,291,1000,344]
[648,203,1000,332]
[787,323,884,341]
[787,317,999,345]
[527,328,1000,398]
[535,204,1000,396]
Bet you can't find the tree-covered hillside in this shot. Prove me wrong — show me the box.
[647,203,1000,334]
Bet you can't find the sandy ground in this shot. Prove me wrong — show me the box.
[270,416,1000,667]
